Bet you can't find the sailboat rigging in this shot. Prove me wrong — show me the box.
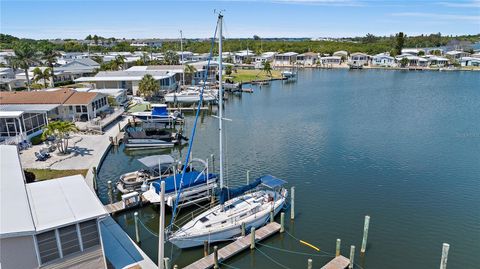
[168,13,288,249]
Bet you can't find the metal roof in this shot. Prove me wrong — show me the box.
[0,145,36,238]
[26,175,108,233]
[0,104,59,113]
[0,110,24,118]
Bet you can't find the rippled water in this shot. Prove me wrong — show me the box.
[98,69,480,269]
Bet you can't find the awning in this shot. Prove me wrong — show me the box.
[259,175,287,188]
[138,155,175,168]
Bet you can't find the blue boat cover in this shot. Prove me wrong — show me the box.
[100,217,144,269]
[259,175,287,188]
[219,178,262,204]
[152,105,168,116]
[152,171,218,194]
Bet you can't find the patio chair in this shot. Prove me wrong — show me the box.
[35,152,47,161]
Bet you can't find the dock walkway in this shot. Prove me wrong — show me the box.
[184,222,281,269]
[321,255,350,269]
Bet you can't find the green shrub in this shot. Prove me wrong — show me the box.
[30,134,45,145]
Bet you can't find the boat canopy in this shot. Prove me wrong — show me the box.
[219,178,262,204]
[138,155,175,168]
[152,171,218,194]
[152,104,168,116]
[259,175,287,189]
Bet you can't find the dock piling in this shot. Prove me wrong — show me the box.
[241,222,246,237]
[118,122,121,132]
[336,239,341,257]
[307,258,313,269]
[280,212,285,233]
[250,227,256,249]
[270,210,274,223]
[291,186,295,220]
[164,257,171,269]
[204,241,209,257]
[210,154,215,173]
[134,212,140,243]
[247,170,250,185]
[440,243,450,269]
[107,181,113,204]
[349,245,355,269]
[92,166,98,192]
[361,215,370,253]
[213,246,219,269]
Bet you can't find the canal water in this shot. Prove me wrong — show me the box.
[97,69,480,269]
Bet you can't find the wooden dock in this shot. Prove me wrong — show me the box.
[321,255,350,269]
[184,222,281,269]
[104,201,126,214]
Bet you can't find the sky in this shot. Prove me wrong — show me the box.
[1,0,479,39]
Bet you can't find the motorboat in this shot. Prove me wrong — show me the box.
[116,155,176,194]
[281,70,297,79]
[131,104,183,123]
[123,128,187,149]
[165,90,216,103]
[142,158,218,207]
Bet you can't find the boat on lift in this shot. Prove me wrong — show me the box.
[123,128,187,149]
[116,155,176,194]
[131,104,183,123]
[165,90,216,103]
[168,13,288,249]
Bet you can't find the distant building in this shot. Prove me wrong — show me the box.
[348,52,369,67]
[274,52,298,66]
[445,50,471,60]
[0,68,24,91]
[320,56,342,66]
[333,51,348,59]
[460,57,480,67]
[426,56,449,67]
[297,52,319,66]
[371,53,396,67]
[401,48,425,56]
[395,55,428,67]
[130,39,162,48]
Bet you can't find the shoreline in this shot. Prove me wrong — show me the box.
[271,64,480,72]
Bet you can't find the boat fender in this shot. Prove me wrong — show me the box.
[167,196,173,207]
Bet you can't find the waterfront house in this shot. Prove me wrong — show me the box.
[0,68,24,91]
[348,52,369,67]
[234,50,256,64]
[0,145,157,269]
[401,48,425,56]
[371,53,396,67]
[75,66,178,95]
[0,89,109,143]
[320,56,342,66]
[297,52,319,66]
[57,52,90,65]
[460,57,480,67]
[445,50,471,60]
[333,51,348,60]
[254,52,277,68]
[426,56,449,67]
[395,55,428,67]
[274,52,298,66]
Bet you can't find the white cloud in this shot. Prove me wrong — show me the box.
[391,12,480,22]
[438,0,480,8]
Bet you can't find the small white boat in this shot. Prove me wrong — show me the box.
[165,90,216,103]
[124,138,174,149]
[281,70,296,78]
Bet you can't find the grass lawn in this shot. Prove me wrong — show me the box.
[26,168,89,181]
[229,69,282,83]
[127,103,149,113]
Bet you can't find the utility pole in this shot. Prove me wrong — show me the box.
[158,181,165,269]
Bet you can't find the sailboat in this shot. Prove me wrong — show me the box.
[168,13,288,249]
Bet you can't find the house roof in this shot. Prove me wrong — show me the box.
[26,175,108,232]
[299,52,318,57]
[0,89,99,105]
[63,91,99,105]
[0,104,59,113]
[0,145,35,238]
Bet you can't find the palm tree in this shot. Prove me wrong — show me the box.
[41,45,60,87]
[138,74,159,98]
[42,121,78,154]
[163,50,179,65]
[114,55,126,70]
[184,64,197,85]
[10,41,39,91]
[263,61,272,77]
[32,67,52,88]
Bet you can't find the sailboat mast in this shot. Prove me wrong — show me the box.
[218,14,224,189]
[180,30,185,87]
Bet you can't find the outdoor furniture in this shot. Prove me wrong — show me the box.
[35,152,47,161]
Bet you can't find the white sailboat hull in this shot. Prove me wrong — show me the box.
[169,189,286,248]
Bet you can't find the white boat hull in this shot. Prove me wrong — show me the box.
[124,139,174,149]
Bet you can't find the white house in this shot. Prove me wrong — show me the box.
[401,48,425,56]
[427,56,449,67]
[274,52,298,66]
[297,52,319,66]
[446,50,471,59]
[371,53,396,67]
[333,50,348,60]
[320,56,342,66]
[234,50,256,64]
[460,57,480,67]
[348,52,369,67]
[254,52,276,68]
[0,68,24,91]
[396,55,428,67]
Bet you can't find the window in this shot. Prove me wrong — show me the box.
[36,230,60,264]
[59,225,81,256]
[76,106,82,113]
[79,219,99,249]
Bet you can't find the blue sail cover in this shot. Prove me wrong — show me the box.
[219,178,262,204]
[152,105,168,117]
[152,171,218,194]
